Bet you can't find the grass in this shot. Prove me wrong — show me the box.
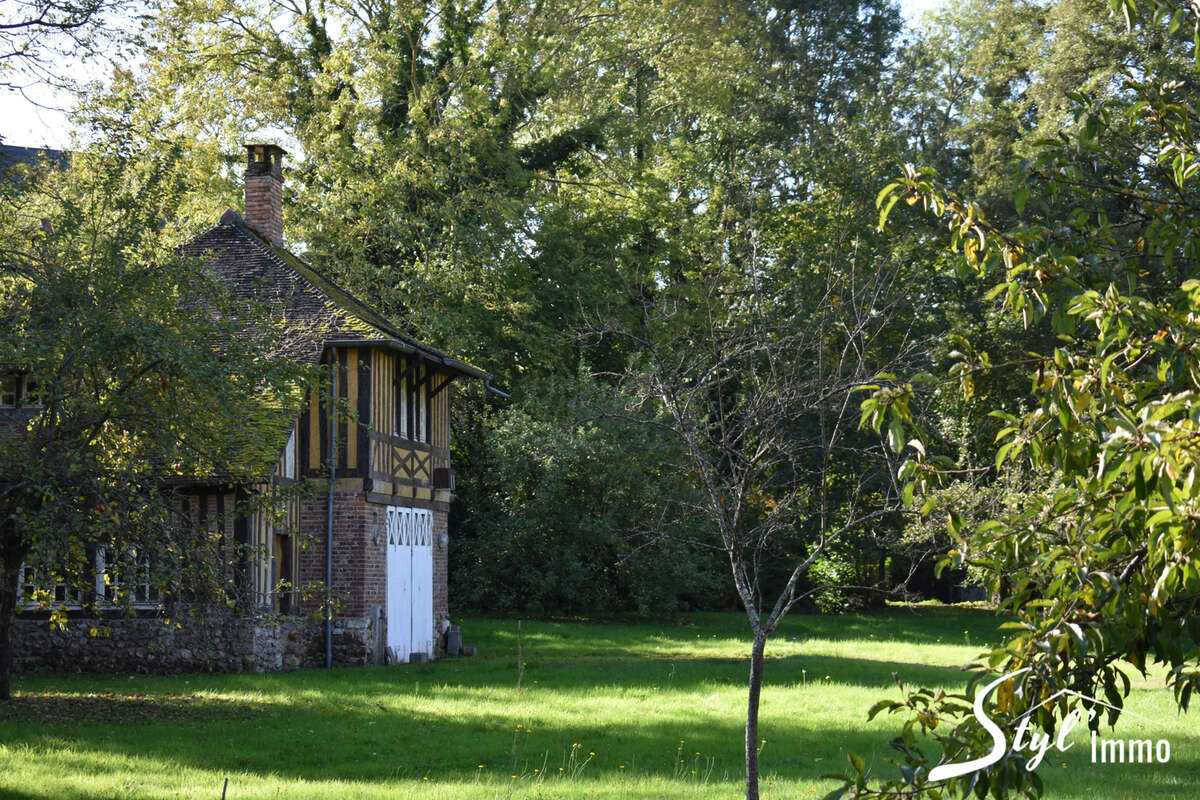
[0,606,1195,799]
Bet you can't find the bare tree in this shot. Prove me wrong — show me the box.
[593,231,931,800]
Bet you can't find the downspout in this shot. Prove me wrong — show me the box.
[325,346,338,669]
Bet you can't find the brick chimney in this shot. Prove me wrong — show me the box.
[243,143,285,247]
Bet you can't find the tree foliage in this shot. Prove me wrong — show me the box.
[0,135,309,700]
[0,0,129,92]
[837,2,1200,797]
[83,0,916,621]
[450,370,723,616]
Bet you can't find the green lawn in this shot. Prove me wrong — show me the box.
[0,607,1195,799]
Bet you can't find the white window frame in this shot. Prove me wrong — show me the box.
[99,547,160,607]
[416,368,426,443]
[18,548,161,610]
[0,374,42,409]
[17,563,84,606]
[398,371,408,438]
[283,429,296,480]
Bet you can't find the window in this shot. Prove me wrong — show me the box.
[393,360,427,442]
[99,548,160,606]
[408,370,418,442]
[394,362,427,443]
[272,532,296,614]
[22,378,39,407]
[282,429,296,480]
[395,368,407,438]
[0,374,43,409]
[416,367,426,443]
[0,375,16,408]
[18,549,160,610]
[17,564,84,606]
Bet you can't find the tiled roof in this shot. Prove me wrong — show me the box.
[175,210,486,483]
[183,211,378,364]
[184,210,485,377]
[0,144,69,170]
[0,144,70,188]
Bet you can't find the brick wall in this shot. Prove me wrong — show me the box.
[433,501,449,633]
[297,492,451,664]
[299,493,384,618]
[243,173,283,246]
[297,492,379,664]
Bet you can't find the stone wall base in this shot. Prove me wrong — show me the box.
[11,610,385,674]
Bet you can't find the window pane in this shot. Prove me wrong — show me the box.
[22,378,39,407]
[0,375,16,407]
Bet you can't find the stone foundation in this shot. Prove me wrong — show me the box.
[11,605,393,675]
[11,491,451,675]
[329,614,380,666]
[11,611,320,674]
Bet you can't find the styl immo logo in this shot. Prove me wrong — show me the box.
[929,668,1172,782]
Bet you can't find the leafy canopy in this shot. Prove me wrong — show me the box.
[840,2,1200,797]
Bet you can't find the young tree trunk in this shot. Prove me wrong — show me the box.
[0,554,19,701]
[744,631,768,800]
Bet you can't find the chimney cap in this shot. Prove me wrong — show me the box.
[244,142,286,177]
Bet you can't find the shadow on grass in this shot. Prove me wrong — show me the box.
[3,653,994,786]
[7,672,1198,794]
[0,789,50,800]
[0,691,273,724]
[6,609,1194,798]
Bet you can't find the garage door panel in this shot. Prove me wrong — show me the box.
[411,509,434,658]
[385,506,433,664]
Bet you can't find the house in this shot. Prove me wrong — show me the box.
[9,143,486,672]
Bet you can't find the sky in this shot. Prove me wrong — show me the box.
[0,0,948,150]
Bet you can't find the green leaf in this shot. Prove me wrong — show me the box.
[876,182,901,209]
[867,700,898,720]
[1014,186,1030,215]
[878,192,902,231]
[920,496,937,518]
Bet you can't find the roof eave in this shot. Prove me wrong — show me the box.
[322,338,488,379]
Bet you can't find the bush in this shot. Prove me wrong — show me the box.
[450,370,725,616]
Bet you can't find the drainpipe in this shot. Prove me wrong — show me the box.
[325,346,338,669]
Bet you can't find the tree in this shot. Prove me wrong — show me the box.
[579,76,954,793]
[833,2,1200,797]
[0,0,125,91]
[606,246,924,798]
[96,0,911,602]
[0,137,307,700]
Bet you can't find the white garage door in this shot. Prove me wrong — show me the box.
[385,506,434,663]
